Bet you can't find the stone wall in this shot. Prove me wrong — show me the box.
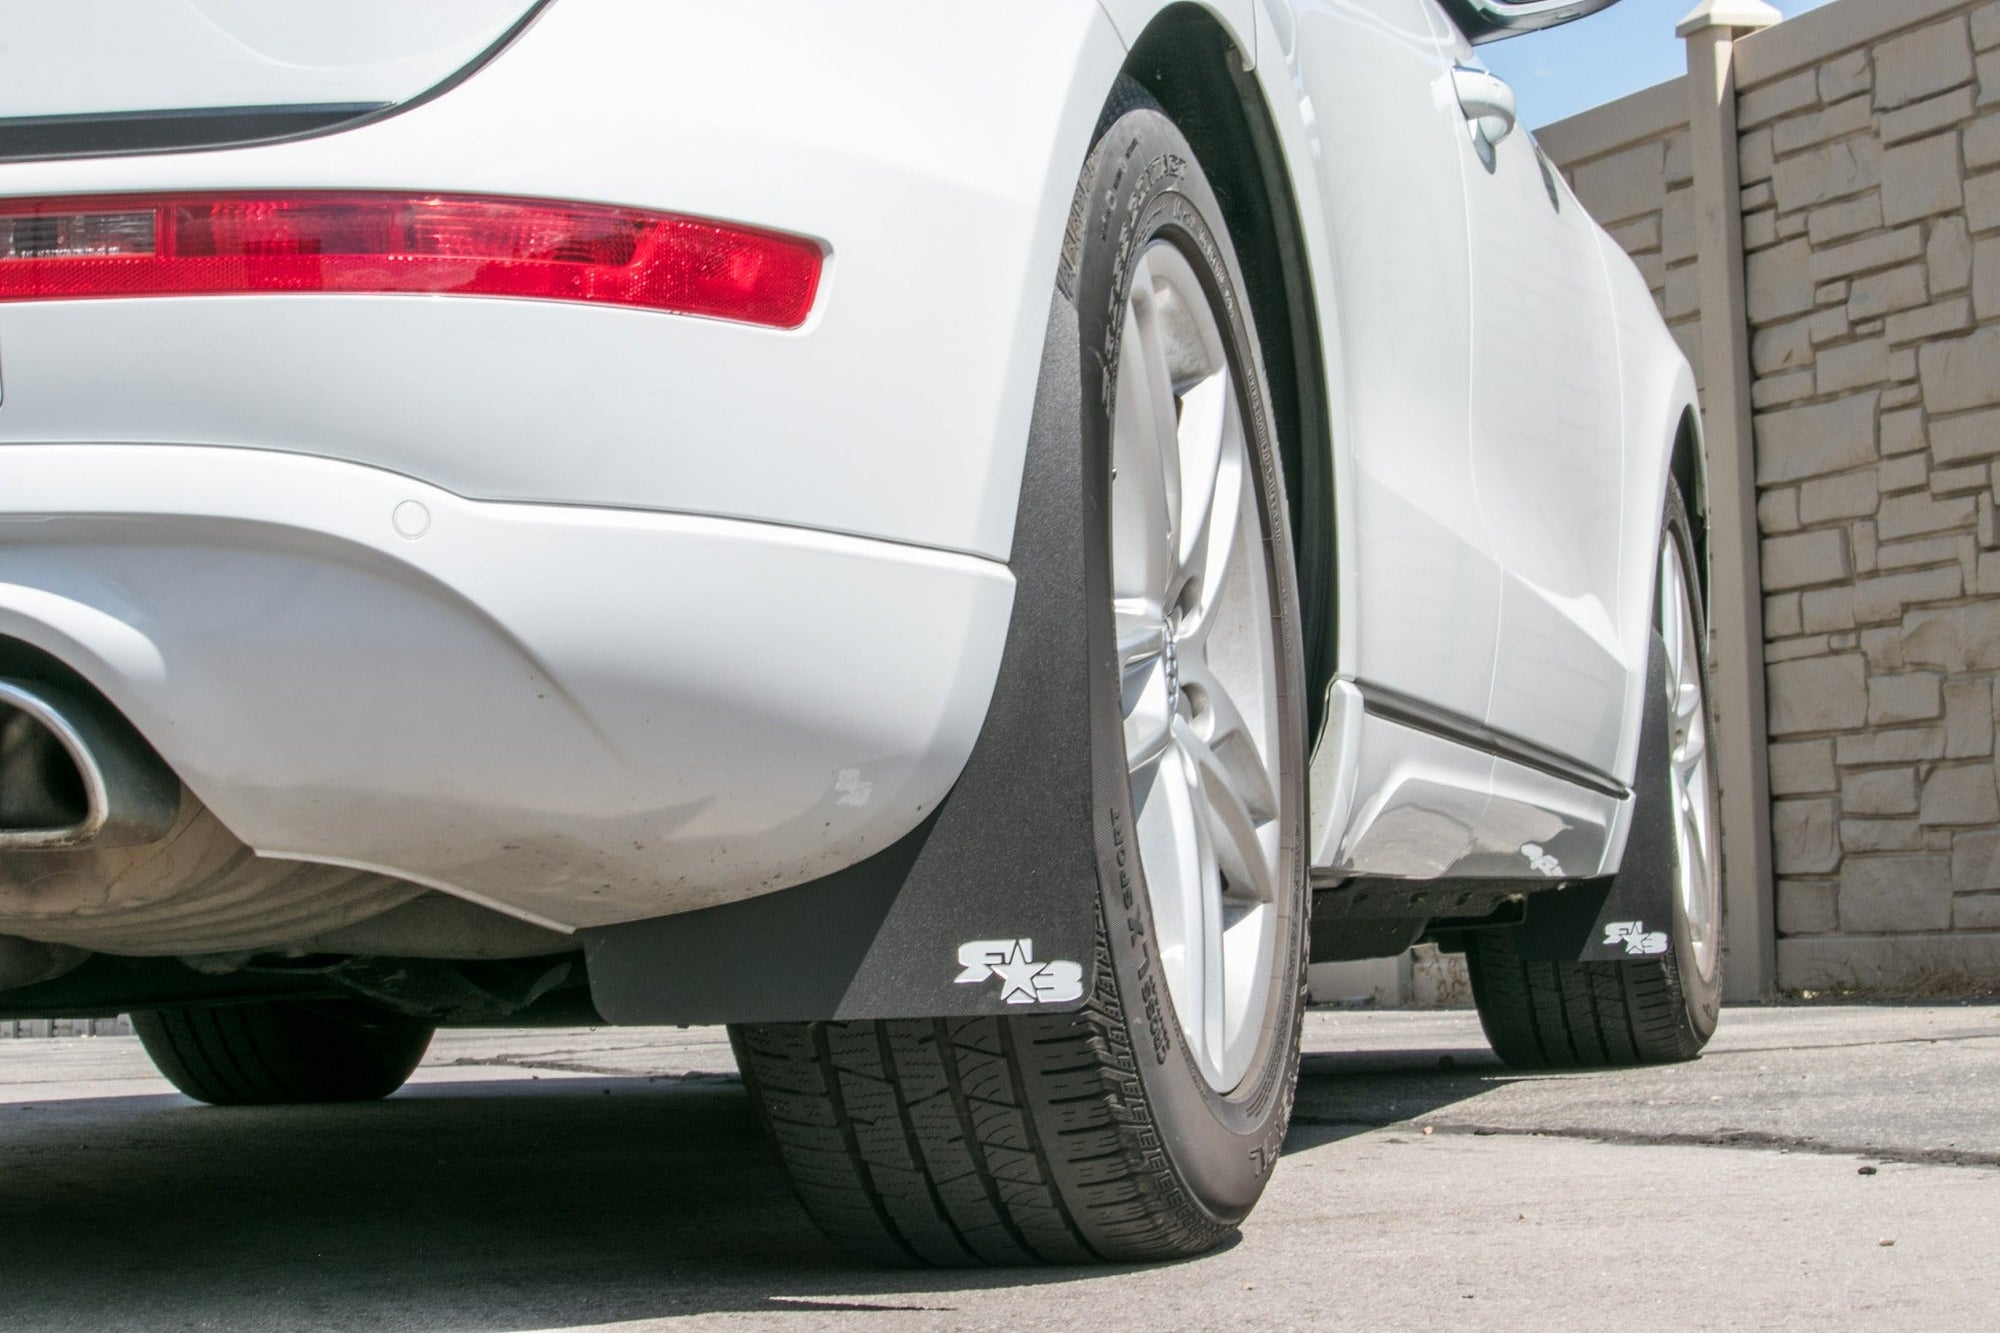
[1538,78,1700,379]
[0,1018,129,1039]
[1545,0,2000,992]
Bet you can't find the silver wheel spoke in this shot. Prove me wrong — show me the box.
[1176,371,1228,573]
[1675,713,1707,769]
[1134,745,1217,1067]
[1171,371,1237,621]
[1183,737,1229,1073]
[1178,716,1277,906]
[1117,602,1172,768]
[1181,655,1280,824]
[1678,784,1716,911]
[1111,261,1178,606]
[1130,253,1186,535]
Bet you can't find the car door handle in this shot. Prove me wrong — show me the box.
[1451,65,1517,150]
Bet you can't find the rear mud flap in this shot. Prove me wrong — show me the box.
[1506,630,1678,965]
[581,293,1104,1024]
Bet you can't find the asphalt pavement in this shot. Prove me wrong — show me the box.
[1,1003,1995,1331]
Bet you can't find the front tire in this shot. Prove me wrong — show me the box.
[730,85,1309,1266]
[132,1000,434,1105]
[1465,481,1723,1068]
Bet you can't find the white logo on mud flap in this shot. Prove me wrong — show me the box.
[1603,920,1669,956]
[833,768,873,807]
[1521,843,1563,877]
[954,939,1083,1005]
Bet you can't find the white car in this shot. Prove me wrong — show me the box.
[0,0,1718,1263]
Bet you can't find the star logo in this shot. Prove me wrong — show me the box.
[953,938,1084,1005]
[1602,921,1669,956]
[990,941,1048,1004]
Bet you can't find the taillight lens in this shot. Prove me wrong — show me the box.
[0,192,823,328]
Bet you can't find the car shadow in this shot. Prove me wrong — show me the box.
[1285,1041,1527,1149]
[0,1035,1518,1331]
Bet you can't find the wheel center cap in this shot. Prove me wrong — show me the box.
[1163,633,1182,717]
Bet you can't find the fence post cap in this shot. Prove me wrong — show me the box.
[1676,0,1782,38]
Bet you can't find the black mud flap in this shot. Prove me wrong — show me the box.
[580,293,1105,1025]
[1506,630,1678,964]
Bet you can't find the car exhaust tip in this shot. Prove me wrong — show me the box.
[0,678,179,851]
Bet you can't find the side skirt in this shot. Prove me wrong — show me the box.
[1308,633,1679,967]
[1310,678,1631,886]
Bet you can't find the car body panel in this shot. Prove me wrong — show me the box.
[1284,0,1502,725]
[1597,221,1707,804]
[0,0,540,119]
[0,0,1125,563]
[0,0,1699,954]
[1260,0,1688,876]
[1440,22,1633,784]
[0,444,1012,931]
[1253,0,1523,872]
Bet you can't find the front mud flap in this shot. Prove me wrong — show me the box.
[1508,630,1678,965]
[580,293,1104,1024]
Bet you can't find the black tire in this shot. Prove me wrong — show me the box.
[1465,482,1722,1068]
[132,1000,434,1105]
[730,85,1309,1267]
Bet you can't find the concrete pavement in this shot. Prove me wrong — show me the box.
[1,1003,1995,1330]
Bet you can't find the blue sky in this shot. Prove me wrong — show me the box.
[1481,0,1835,128]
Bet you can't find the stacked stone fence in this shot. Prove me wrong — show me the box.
[1540,77,1702,374]
[1,1018,130,1039]
[1544,0,2000,993]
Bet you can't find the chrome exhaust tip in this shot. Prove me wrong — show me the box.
[0,678,180,850]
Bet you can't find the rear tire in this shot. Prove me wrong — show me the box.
[132,1000,433,1105]
[731,85,1309,1266]
[1463,926,1712,1067]
[1466,482,1722,1068]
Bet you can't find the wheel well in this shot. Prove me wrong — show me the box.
[1123,6,1336,736]
[1669,406,1709,608]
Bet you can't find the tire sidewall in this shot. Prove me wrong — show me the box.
[1074,96,1308,1219]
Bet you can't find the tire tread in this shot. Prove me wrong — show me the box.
[131,1002,432,1105]
[1464,928,1704,1069]
[730,912,1259,1267]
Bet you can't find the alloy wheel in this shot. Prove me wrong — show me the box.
[1110,241,1285,1094]
[1660,534,1721,983]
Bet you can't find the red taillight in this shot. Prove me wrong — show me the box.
[0,192,823,329]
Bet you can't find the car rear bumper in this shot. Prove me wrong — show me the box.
[0,444,1013,931]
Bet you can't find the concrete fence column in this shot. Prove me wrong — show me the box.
[1679,0,1783,1001]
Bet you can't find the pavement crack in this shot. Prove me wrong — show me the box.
[768,1299,956,1313]
[442,1053,740,1081]
[1290,1115,2000,1169]
[1707,1032,2000,1058]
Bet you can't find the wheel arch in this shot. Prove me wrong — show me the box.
[1121,4,1338,738]
[1669,402,1710,610]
